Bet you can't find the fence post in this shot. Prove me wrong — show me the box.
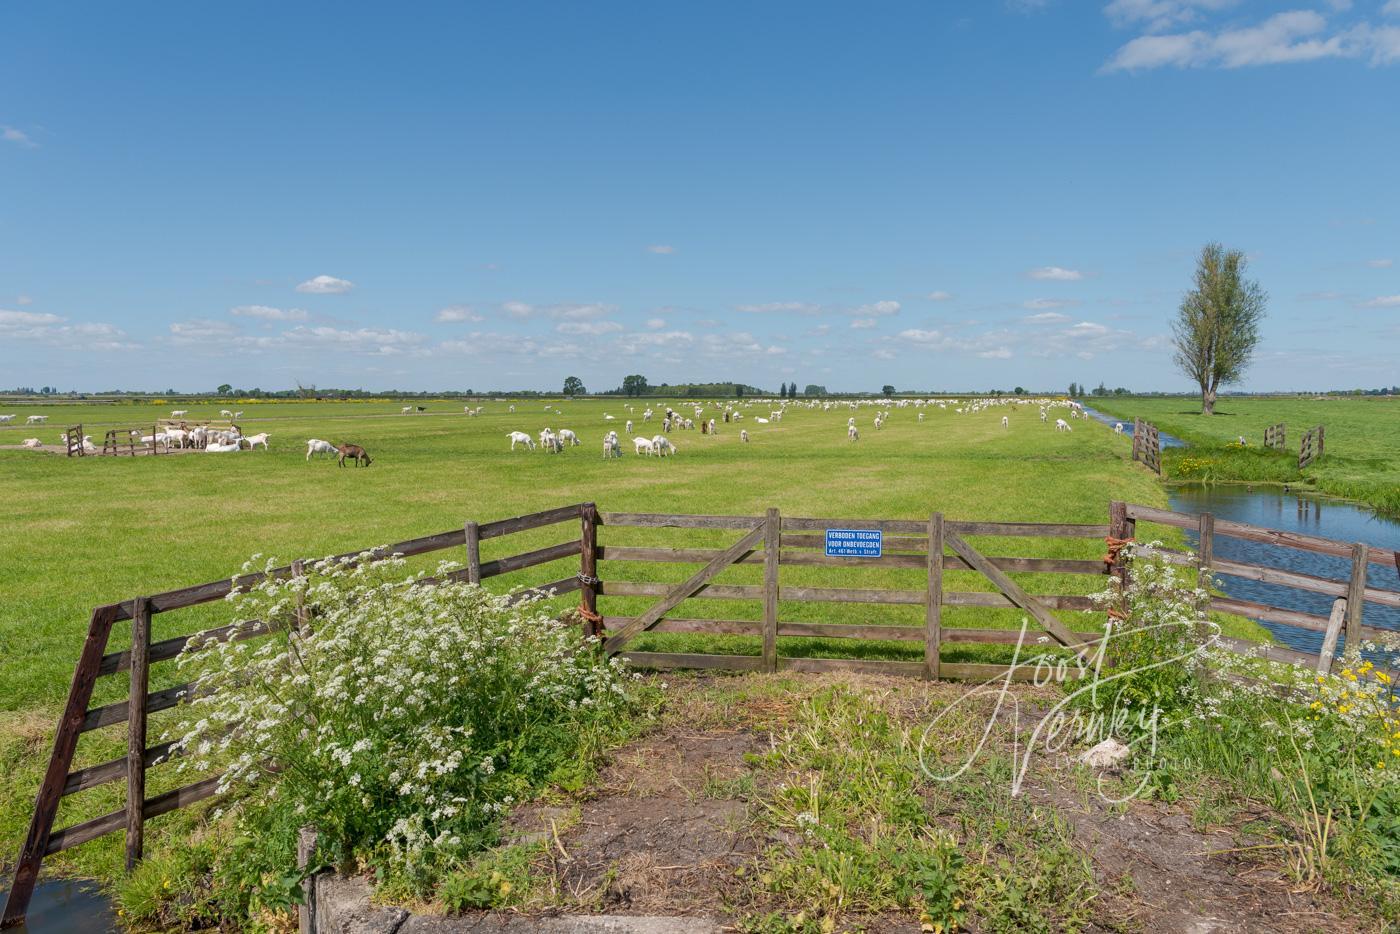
[1108,501,1131,585]
[925,513,943,681]
[1318,598,1347,675]
[297,825,320,934]
[125,596,151,870]
[464,521,481,585]
[291,560,308,633]
[763,508,779,673]
[1196,513,1215,592]
[1344,543,1369,656]
[580,504,600,639]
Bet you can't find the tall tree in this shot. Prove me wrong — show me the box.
[621,374,649,397]
[882,384,895,396]
[562,376,585,396]
[1173,243,1266,415]
[778,381,787,398]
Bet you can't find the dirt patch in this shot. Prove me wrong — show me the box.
[509,728,769,914]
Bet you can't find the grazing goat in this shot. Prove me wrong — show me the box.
[626,419,634,435]
[1001,416,1009,427]
[917,412,924,421]
[557,428,580,447]
[233,411,243,419]
[306,438,337,460]
[1114,422,1124,435]
[220,409,233,417]
[602,430,622,458]
[1055,418,1071,432]
[171,409,188,417]
[651,435,676,457]
[0,414,13,424]
[508,431,535,451]
[848,425,860,442]
[633,436,655,456]
[243,432,270,451]
[643,408,653,422]
[509,404,516,412]
[337,443,372,467]
[401,406,414,415]
[26,415,48,424]
[740,429,749,443]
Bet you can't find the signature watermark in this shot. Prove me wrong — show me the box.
[917,617,1221,803]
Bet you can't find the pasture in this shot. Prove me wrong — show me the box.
[1090,395,1400,515]
[1,395,1198,881]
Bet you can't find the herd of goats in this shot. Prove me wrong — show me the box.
[4,396,1112,463]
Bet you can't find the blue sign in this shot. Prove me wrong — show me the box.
[825,528,883,558]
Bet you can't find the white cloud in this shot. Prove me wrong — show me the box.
[295,274,355,294]
[926,290,954,301]
[501,301,613,320]
[1027,266,1083,281]
[280,325,425,355]
[1024,311,1071,323]
[735,301,823,315]
[645,244,675,254]
[170,319,240,342]
[850,318,878,329]
[1385,0,1400,15]
[979,347,1013,359]
[1105,0,1238,33]
[231,304,308,321]
[1361,295,1400,307]
[1,125,38,148]
[766,345,787,355]
[16,295,33,305]
[899,328,945,344]
[0,309,136,350]
[556,320,624,336]
[504,301,534,318]
[644,318,667,330]
[435,305,483,323]
[854,300,901,317]
[1023,298,1077,310]
[1102,9,1400,71]
[1367,258,1394,268]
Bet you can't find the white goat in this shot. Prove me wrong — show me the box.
[508,431,535,451]
[740,429,749,443]
[22,438,44,448]
[643,409,653,422]
[243,432,270,451]
[633,436,654,456]
[651,435,676,457]
[1114,422,1124,435]
[306,439,337,460]
[26,415,48,425]
[1001,416,1009,427]
[1055,418,1072,432]
[220,409,233,417]
[171,409,188,417]
[848,425,860,442]
[626,419,634,435]
[401,406,414,415]
[557,428,580,447]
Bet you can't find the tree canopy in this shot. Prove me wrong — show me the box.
[1172,243,1266,415]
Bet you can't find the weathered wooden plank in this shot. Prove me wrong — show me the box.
[126,597,150,869]
[597,545,763,565]
[781,586,927,606]
[941,627,1103,645]
[477,540,582,579]
[604,524,766,653]
[599,513,762,530]
[778,657,927,677]
[1209,597,1331,633]
[1317,599,1347,675]
[944,529,1084,648]
[99,619,271,677]
[1125,503,1399,567]
[81,681,196,733]
[780,551,928,569]
[942,592,1097,611]
[1208,558,1347,599]
[1197,513,1215,591]
[780,516,928,534]
[620,652,764,671]
[63,739,179,797]
[606,616,761,636]
[478,503,586,540]
[3,604,121,927]
[464,521,481,585]
[776,621,922,641]
[1345,543,1369,653]
[926,513,943,680]
[596,581,765,600]
[762,508,779,673]
[44,775,223,856]
[579,504,599,638]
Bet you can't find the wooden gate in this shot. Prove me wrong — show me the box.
[64,425,85,457]
[1132,418,1162,475]
[1299,425,1325,468]
[1264,422,1286,450]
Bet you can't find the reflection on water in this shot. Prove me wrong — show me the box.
[0,879,116,933]
[1168,486,1400,659]
[1078,406,1188,448]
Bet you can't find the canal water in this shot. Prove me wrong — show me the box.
[0,879,116,933]
[1167,486,1400,659]
[1079,406,1187,448]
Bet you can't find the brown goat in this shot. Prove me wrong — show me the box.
[337,443,372,467]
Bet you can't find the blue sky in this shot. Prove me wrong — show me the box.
[2,0,1397,393]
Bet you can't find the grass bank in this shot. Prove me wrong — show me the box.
[1089,395,1400,516]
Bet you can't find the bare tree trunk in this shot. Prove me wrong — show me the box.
[1201,385,1216,415]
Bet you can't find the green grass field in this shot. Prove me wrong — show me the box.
[1089,395,1400,515]
[0,396,1215,884]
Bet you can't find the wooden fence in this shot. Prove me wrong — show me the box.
[63,425,85,458]
[100,427,161,457]
[1299,425,1325,468]
[1132,418,1162,474]
[1264,422,1286,450]
[7,497,1400,926]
